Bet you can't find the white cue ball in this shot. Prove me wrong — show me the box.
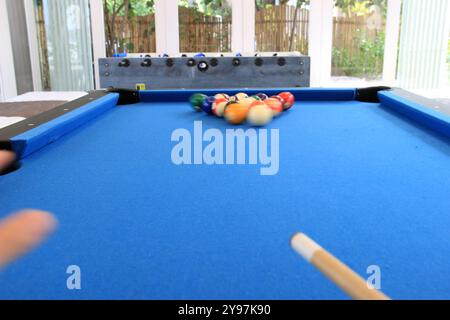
[247,104,273,126]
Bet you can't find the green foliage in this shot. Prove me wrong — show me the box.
[105,0,155,16]
[332,30,385,78]
[255,0,386,12]
[179,0,232,17]
[256,0,309,10]
[335,0,387,17]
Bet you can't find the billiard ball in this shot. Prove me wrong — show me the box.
[201,96,216,114]
[278,92,295,110]
[247,103,273,127]
[224,102,249,125]
[270,95,284,104]
[235,92,249,101]
[251,95,263,101]
[229,96,239,103]
[212,98,229,117]
[248,100,265,109]
[189,93,207,112]
[214,93,230,101]
[264,98,283,117]
[239,97,257,109]
[255,93,269,101]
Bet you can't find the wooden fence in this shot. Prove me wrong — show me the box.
[38,4,384,78]
[333,15,384,55]
[256,6,309,53]
[106,15,157,54]
[179,7,232,52]
[332,14,385,76]
[104,5,383,56]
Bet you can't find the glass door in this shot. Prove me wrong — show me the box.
[35,0,95,91]
[331,0,387,86]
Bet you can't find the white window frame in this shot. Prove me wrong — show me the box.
[155,0,179,55]
[232,0,255,53]
[309,0,334,87]
[0,0,18,100]
[89,0,107,89]
[383,0,402,86]
[24,0,404,91]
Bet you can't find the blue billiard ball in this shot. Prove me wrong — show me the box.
[201,96,216,115]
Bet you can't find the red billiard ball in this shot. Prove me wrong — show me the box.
[212,98,229,117]
[264,98,283,117]
[278,92,295,111]
[248,100,265,109]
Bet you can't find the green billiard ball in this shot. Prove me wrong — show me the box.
[189,93,208,112]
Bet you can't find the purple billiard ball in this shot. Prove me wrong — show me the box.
[255,93,269,101]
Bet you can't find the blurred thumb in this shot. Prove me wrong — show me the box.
[0,210,57,270]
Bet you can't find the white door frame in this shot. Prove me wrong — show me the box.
[0,0,18,100]
[308,0,333,87]
[383,0,402,86]
[232,0,256,53]
[155,0,179,55]
[89,0,107,89]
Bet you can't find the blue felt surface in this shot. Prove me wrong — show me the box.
[1,99,450,300]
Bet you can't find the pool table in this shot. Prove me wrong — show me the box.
[0,87,449,300]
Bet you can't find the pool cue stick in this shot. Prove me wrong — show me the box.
[291,233,390,300]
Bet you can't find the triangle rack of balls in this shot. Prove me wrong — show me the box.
[189,92,295,126]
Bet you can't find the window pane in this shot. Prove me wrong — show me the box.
[103,0,156,56]
[255,0,309,54]
[332,0,387,83]
[36,0,94,91]
[448,33,450,89]
[397,0,449,96]
[178,0,232,53]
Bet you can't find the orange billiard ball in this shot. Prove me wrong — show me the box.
[224,102,249,125]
